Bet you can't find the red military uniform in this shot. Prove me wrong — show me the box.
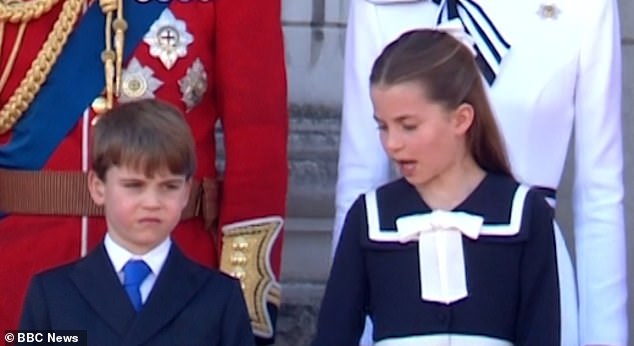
[0,1,288,344]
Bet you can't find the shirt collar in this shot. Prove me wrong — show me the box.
[104,233,171,276]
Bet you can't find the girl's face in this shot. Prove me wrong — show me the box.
[371,82,472,189]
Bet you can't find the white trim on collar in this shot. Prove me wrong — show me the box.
[366,184,530,241]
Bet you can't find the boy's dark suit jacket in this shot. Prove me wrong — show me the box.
[19,242,256,346]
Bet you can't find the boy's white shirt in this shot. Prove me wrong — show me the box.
[104,233,171,304]
[334,0,626,345]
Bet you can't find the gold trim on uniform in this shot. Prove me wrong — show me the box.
[118,57,163,102]
[0,0,84,134]
[220,216,283,339]
[143,9,193,70]
[0,0,62,22]
[178,58,207,112]
[266,284,282,307]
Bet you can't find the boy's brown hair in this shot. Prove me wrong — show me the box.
[92,99,196,180]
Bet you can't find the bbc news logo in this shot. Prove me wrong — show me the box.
[4,331,86,345]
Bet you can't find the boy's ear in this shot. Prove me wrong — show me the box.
[87,170,106,206]
[452,103,475,135]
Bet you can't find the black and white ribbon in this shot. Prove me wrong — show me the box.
[432,0,511,84]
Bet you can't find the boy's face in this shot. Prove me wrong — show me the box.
[88,166,191,255]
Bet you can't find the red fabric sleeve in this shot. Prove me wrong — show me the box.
[214,0,289,279]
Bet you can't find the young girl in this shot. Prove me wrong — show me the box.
[313,29,559,345]
[335,1,625,345]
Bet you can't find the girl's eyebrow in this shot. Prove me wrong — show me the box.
[373,114,415,122]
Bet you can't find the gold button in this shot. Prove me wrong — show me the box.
[230,252,248,265]
[232,237,249,250]
[231,267,246,280]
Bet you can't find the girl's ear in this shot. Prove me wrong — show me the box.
[87,170,106,206]
[452,102,475,135]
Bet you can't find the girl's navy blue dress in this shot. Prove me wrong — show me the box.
[313,174,560,346]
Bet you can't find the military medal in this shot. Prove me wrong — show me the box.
[537,3,561,19]
[179,58,208,112]
[119,58,163,102]
[143,9,193,70]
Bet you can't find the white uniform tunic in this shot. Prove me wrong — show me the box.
[334,0,626,345]
[317,175,560,345]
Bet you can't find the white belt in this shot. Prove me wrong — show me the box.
[375,334,514,346]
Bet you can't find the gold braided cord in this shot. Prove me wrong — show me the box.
[0,22,26,93]
[0,0,84,134]
[103,10,114,109]
[0,0,62,23]
[0,22,5,57]
[98,0,125,111]
[113,0,125,98]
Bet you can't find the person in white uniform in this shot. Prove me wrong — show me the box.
[333,0,626,345]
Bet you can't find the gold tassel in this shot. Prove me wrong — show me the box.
[99,0,125,112]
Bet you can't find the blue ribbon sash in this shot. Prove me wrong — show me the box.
[0,1,169,169]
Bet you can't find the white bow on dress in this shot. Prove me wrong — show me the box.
[396,210,484,304]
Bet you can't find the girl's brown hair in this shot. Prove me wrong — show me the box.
[92,99,196,180]
[370,29,512,177]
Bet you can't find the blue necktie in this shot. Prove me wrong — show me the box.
[432,0,510,85]
[123,259,151,312]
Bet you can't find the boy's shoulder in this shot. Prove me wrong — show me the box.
[24,255,93,298]
[29,244,113,283]
[28,243,242,298]
[31,259,81,283]
[178,250,240,289]
[166,245,244,301]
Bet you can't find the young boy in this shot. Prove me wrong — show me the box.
[19,99,255,346]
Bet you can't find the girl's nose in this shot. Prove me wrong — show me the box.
[383,131,403,153]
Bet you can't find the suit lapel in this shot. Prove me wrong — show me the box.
[123,245,209,345]
[69,244,136,336]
